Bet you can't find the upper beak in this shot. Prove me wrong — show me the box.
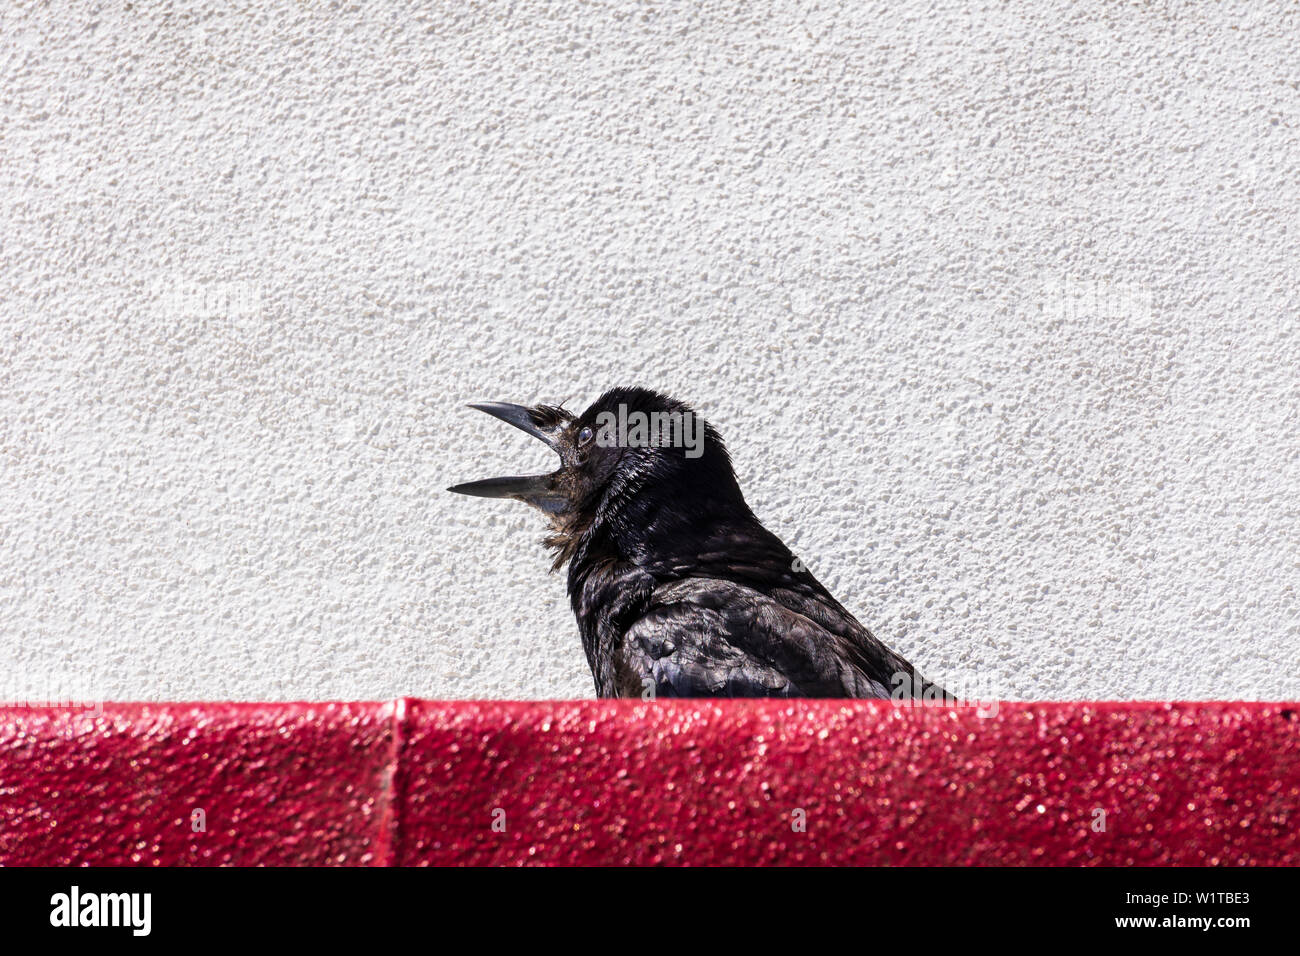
[462,402,565,450]
[447,403,569,514]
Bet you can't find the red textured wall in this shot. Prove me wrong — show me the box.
[1,701,1295,865]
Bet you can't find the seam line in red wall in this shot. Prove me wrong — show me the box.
[373,698,410,866]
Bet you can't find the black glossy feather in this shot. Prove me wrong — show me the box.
[557,389,946,700]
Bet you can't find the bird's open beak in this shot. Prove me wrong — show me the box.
[447,403,569,515]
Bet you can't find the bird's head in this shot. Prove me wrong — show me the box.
[449,387,745,567]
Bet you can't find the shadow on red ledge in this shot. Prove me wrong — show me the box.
[0,701,1296,866]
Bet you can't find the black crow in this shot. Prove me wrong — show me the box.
[449,387,947,700]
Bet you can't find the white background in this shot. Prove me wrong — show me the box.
[1,2,1296,701]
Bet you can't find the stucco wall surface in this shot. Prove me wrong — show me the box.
[1,2,1296,701]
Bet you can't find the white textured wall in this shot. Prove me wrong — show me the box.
[2,1,1297,702]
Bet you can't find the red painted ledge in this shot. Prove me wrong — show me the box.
[0,701,1295,866]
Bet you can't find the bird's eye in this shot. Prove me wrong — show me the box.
[577,426,595,446]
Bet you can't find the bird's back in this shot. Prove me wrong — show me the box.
[570,512,941,700]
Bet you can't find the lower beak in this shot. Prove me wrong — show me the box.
[447,403,569,514]
[447,473,567,514]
